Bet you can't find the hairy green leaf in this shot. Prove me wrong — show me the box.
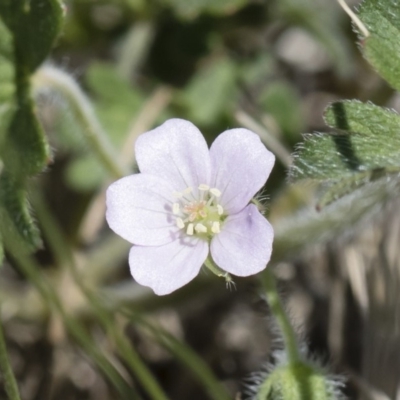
[0,172,42,252]
[291,100,400,181]
[3,104,51,177]
[358,0,400,91]
[0,0,64,72]
[0,0,64,177]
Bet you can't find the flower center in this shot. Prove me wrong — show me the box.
[172,184,225,238]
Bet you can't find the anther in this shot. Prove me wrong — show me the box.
[217,205,224,215]
[176,218,185,229]
[211,221,220,234]
[210,188,221,197]
[195,223,207,233]
[173,191,183,198]
[198,184,210,191]
[172,203,180,214]
[183,187,192,194]
[186,223,194,235]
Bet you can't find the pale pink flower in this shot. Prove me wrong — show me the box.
[106,119,275,295]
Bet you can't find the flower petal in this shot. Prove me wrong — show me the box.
[129,238,208,295]
[106,173,179,246]
[135,119,211,193]
[210,204,273,276]
[210,128,275,214]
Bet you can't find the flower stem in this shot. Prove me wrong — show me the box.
[204,256,225,276]
[261,269,300,364]
[0,317,21,400]
[33,65,129,179]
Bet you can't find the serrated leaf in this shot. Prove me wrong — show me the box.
[2,103,51,177]
[315,172,371,209]
[181,58,238,126]
[358,0,400,92]
[0,0,64,72]
[0,172,42,251]
[291,100,400,181]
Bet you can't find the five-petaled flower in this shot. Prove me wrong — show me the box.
[106,119,275,295]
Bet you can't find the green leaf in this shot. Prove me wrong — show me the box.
[3,104,51,177]
[181,58,238,126]
[86,62,144,145]
[258,81,304,140]
[291,100,400,181]
[358,0,400,91]
[65,155,105,192]
[0,0,64,72]
[0,172,42,252]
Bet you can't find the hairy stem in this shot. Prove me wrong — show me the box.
[33,65,129,179]
[261,269,300,363]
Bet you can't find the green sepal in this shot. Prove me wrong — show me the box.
[257,361,340,400]
[358,0,400,92]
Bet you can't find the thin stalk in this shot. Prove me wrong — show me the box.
[33,65,129,179]
[0,318,21,400]
[261,269,300,364]
[31,191,169,400]
[124,311,232,400]
[4,239,135,399]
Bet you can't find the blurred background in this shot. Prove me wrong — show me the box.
[1,0,400,399]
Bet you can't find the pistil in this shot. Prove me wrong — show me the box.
[172,184,225,238]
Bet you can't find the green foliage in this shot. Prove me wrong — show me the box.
[358,0,400,92]
[292,101,400,181]
[181,58,238,126]
[0,0,64,72]
[258,81,304,140]
[159,0,248,19]
[86,62,143,144]
[290,100,400,206]
[0,173,42,253]
[65,62,144,191]
[0,0,64,254]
